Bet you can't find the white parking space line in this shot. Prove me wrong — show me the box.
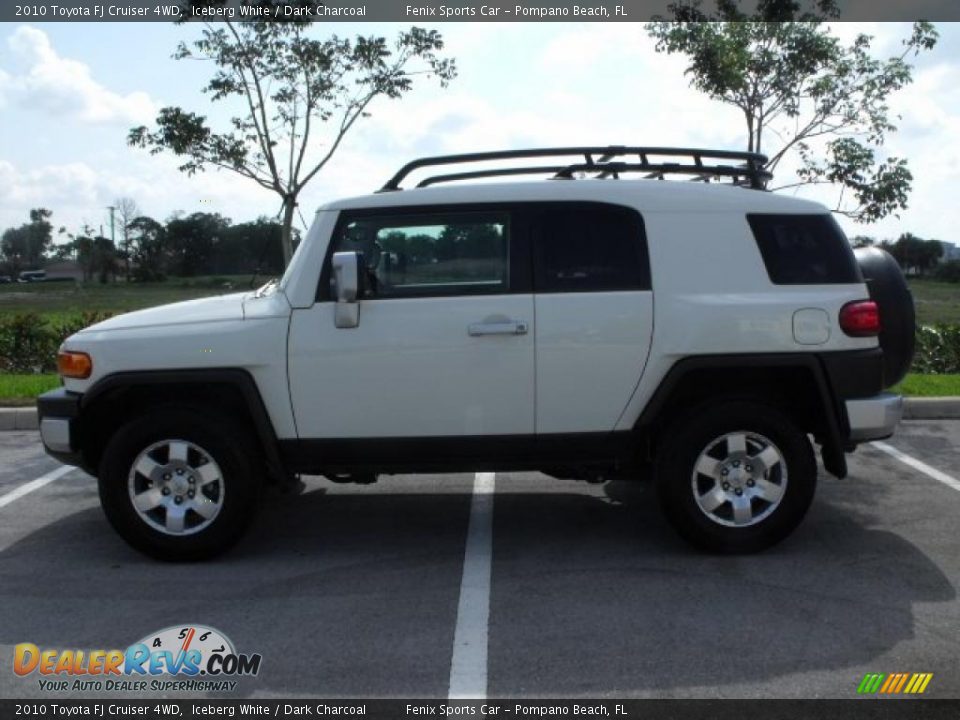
[0,465,75,510]
[448,472,495,700]
[871,441,960,493]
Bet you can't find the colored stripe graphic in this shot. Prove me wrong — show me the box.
[858,673,885,694]
[858,672,933,695]
[893,674,909,693]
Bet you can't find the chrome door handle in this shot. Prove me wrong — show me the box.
[468,320,529,336]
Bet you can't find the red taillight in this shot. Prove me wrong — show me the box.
[839,300,880,337]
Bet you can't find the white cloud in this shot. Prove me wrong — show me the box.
[0,160,100,211]
[2,21,959,247]
[0,67,9,108]
[0,155,280,236]
[0,26,157,125]
[292,22,747,205]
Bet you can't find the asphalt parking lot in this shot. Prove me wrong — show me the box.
[0,421,958,700]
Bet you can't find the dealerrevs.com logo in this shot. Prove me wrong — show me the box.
[13,625,262,693]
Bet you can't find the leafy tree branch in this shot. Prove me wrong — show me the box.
[130,3,456,266]
[647,0,937,222]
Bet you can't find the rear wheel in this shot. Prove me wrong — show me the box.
[655,400,816,553]
[99,407,261,561]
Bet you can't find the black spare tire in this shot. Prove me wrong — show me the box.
[854,247,915,387]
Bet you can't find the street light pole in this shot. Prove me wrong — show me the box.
[107,206,116,283]
[107,206,116,245]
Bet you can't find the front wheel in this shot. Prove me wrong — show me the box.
[655,400,816,553]
[98,407,261,561]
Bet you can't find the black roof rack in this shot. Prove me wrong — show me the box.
[379,146,771,192]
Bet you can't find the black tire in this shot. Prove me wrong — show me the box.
[854,247,916,387]
[98,406,262,561]
[655,400,816,554]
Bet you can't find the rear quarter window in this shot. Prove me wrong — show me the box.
[747,214,862,285]
[534,204,650,292]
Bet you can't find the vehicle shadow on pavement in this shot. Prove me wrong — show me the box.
[486,477,956,697]
[0,477,954,699]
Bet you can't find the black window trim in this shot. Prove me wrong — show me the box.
[747,212,863,286]
[315,201,650,302]
[316,203,533,302]
[531,201,651,294]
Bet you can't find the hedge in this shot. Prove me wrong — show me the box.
[0,312,113,374]
[912,324,960,374]
[3,313,960,376]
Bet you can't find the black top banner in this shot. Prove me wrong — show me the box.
[2,0,959,22]
[2,699,960,719]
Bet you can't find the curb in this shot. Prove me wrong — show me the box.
[2,397,960,431]
[0,407,40,431]
[903,397,960,420]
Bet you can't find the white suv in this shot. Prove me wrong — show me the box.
[38,147,914,560]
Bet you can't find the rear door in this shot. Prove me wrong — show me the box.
[532,203,654,434]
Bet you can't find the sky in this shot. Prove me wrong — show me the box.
[1,20,959,246]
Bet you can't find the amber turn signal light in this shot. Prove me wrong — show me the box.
[57,350,92,379]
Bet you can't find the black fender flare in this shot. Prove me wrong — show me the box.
[632,354,848,479]
[81,368,287,483]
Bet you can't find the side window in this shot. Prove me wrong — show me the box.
[331,211,510,298]
[535,205,650,292]
[747,213,862,285]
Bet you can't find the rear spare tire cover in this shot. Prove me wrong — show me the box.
[854,247,916,387]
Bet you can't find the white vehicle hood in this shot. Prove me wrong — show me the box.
[79,292,248,333]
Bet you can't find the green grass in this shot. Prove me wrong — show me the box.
[892,373,960,398]
[0,374,60,406]
[0,372,957,405]
[0,275,252,320]
[909,279,960,326]
[0,371,957,403]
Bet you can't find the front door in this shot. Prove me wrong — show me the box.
[287,206,535,441]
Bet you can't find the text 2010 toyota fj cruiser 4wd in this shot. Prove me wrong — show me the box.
[38,147,914,560]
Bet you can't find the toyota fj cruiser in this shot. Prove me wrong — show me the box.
[37,147,914,560]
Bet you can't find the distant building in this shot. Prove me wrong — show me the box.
[43,259,84,281]
[942,242,960,262]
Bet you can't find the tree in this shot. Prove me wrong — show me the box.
[72,232,96,282]
[934,260,960,283]
[128,216,167,282]
[437,223,502,261]
[91,236,119,284]
[914,238,944,276]
[214,218,287,276]
[165,212,230,277]
[129,5,456,267]
[48,242,75,262]
[849,235,875,249]
[0,227,30,276]
[1,208,54,273]
[646,1,938,222]
[882,233,943,276]
[114,197,141,281]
